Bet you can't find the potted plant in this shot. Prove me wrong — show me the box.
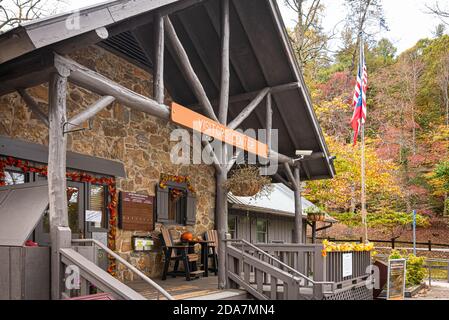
[224,165,273,198]
[306,206,326,222]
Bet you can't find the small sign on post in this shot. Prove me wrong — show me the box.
[342,253,353,278]
[387,259,407,300]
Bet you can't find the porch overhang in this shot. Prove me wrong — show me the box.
[0,0,335,182]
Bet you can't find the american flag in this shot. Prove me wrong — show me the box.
[350,44,368,146]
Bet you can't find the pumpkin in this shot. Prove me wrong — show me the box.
[181,232,194,242]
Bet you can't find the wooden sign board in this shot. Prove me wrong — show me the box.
[387,259,407,301]
[171,102,269,159]
[119,192,154,232]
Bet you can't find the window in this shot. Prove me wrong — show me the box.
[4,170,26,185]
[256,219,268,243]
[167,187,187,225]
[156,183,196,226]
[89,184,107,229]
[228,216,237,239]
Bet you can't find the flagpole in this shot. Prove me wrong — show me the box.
[359,33,368,243]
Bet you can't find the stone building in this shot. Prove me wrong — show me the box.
[0,0,356,301]
[0,45,216,280]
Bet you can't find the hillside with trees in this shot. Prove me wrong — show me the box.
[284,0,449,242]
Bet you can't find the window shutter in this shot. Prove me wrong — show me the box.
[186,192,197,226]
[156,186,169,223]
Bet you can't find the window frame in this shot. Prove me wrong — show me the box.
[228,215,238,239]
[3,166,30,185]
[255,218,268,244]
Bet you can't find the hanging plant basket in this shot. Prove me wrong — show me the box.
[306,206,326,222]
[224,166,273,198]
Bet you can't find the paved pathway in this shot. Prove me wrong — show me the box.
[409,281,449,300]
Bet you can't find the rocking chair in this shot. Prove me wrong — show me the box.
[160,226,204,281]
[205,230,219,276]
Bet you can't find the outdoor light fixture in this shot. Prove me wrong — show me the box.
[294,150,313,162]
[295,150,313,157]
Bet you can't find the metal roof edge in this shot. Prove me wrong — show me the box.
[267,0,335,179]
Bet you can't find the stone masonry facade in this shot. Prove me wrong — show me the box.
[0,45,216,280]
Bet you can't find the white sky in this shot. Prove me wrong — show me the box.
[67,0,444,54]
[279,0,443,54]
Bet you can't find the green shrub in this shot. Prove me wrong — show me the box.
[406,254,426,287]
[388,251,426,287]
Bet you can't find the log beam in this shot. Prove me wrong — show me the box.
[228,87,270,130]
[68,96,115,129]
[283,163,299,191]
[163,16,218,122]
[218,0,230,125]
[17,89,49,127]
[54,54,171,121]
[154,13,165,104]
[266,93,273,152]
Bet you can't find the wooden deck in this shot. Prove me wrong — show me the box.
[126,276,247,300]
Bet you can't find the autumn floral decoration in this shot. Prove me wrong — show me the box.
[321,240,375,257]
[0,156,119,276]
[159,174,196,202]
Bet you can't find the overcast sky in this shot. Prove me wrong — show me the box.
[67,0,445,54]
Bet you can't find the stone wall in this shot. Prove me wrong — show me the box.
[0,45,216,280]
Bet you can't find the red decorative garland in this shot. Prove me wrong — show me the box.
[0,156,118,276]
[159,173,196,194]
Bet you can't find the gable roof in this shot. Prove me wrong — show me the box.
[0,0,336,181]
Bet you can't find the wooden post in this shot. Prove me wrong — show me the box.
[266,93,273,152]
[312,221,317,244]
[216,168,228,290]
[294,166,303,244]
[163,16,218,122]
[228,87,270,130]
[218,0,230,124]
[18,89,49,127]
[154,12,165,104]
[48,65,71,300]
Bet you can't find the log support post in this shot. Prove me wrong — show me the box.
[48,62,71,300]
[154,12,165,104]
[294,165,303,244]
[216,0,230,290]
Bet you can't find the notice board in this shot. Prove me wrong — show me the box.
[387,259,407,300]
[119,192,154,232]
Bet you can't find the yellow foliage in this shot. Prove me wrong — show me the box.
[321,240,375,257]
[305,135,403,213]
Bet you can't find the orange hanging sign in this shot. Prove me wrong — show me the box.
[171,102,269,159]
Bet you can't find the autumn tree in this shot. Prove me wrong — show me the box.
[0,0,66,31]
[284,0,332,73]
[343,0,387,73]
[304,135,404,214]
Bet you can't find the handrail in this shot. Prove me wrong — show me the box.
[72,239,174,300]
[60,248,146,300]
[226,239,334,287]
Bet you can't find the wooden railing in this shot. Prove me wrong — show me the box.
[325,251,371,287]
[225,240,335,300]
[234,242,372,295]
[71,239,174,300]
[60,248,146,300]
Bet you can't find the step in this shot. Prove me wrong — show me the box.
[186,290,251,300]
